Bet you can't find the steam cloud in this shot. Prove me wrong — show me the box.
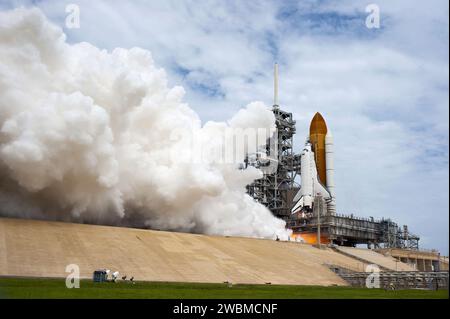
[0,8,290,239]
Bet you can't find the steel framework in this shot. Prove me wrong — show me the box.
[246,106,300,220]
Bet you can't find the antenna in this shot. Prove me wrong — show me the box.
[274,63,279,108]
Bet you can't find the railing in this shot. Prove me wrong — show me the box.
[340,271,449,290]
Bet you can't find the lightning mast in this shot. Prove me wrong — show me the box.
[274,63,279,108]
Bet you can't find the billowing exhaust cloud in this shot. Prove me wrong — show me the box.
[0,8,290,239]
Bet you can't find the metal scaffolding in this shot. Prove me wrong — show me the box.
[246,106,300,220]
[379,221,420,250]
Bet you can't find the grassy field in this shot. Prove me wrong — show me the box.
[0,277,447,299]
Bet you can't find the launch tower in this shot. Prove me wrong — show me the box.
[246,64,301,220]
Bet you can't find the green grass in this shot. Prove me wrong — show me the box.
[0,277,448,299]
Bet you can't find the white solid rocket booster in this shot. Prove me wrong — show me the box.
[325,131,336,213]
[325,131,335,198]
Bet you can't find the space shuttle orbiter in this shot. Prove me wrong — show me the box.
[291,113,336,215]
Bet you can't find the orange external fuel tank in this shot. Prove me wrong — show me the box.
[309,112,328,186]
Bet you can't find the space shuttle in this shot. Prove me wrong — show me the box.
[291,112,336,215]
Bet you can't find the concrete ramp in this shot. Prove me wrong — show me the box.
[0,218,373,286]
[334,246,415,271]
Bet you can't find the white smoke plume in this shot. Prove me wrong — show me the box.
[0,8,290,239]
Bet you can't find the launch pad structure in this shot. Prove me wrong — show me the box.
[288,204,420,249]
[245,65,420,250]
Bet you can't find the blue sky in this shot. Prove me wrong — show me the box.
[0,0,448,253]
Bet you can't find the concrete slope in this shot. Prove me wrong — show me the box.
[0,218,376,286]
[335,246,415,271]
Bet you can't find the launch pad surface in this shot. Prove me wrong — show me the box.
[0,217,415,286]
